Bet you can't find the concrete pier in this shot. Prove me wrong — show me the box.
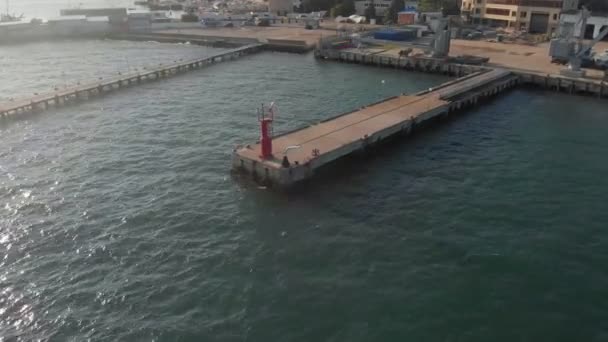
[317,48,607,99]
[0,44,262,118]
[316,48,488,77]
[517,71,607,98]
[112,32,316,53]
[233,69,518,188]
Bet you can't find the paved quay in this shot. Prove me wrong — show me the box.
[233,69,518,188]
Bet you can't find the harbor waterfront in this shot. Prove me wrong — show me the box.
[233,69,519,187]
[3,33,605,120]
[2,38,608,342]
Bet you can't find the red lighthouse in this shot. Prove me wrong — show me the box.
[258,103,276,160]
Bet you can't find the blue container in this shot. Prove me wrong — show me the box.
[373,29,416,41]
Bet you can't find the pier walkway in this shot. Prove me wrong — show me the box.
[233,69,519,188]
[0,44,263,118]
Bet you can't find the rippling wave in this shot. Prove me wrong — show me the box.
[1,40,608,341]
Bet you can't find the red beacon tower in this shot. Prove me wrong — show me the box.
[258,103,276,160]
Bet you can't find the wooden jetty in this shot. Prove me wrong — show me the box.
[0,44,262,118]
[232,69,519,188]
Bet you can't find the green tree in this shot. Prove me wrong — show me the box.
[302,0,337,12]
[365,0,377,20]
[581,0,608,11]
[418,0,441,11]
[386,0,405,23]
[330,0,356,17]
[418,0,460,14]
[342,0,356,16]
[330,4,343,17]
[441,0,460,15]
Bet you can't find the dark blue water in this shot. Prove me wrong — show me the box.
[1,41,608,341]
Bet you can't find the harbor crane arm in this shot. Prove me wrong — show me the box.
[576,26,608,58]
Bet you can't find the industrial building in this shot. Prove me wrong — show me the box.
[560,10,608,39]
[355,0,392,17]
[268,0,293,16]
[0,16,111,43]
[355,0,417,19]
[460,0,565,34]
[127,12,152,33]
[60,8,128,26]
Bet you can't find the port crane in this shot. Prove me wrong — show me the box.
[1,0,23,22]
[551,7,608,77]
